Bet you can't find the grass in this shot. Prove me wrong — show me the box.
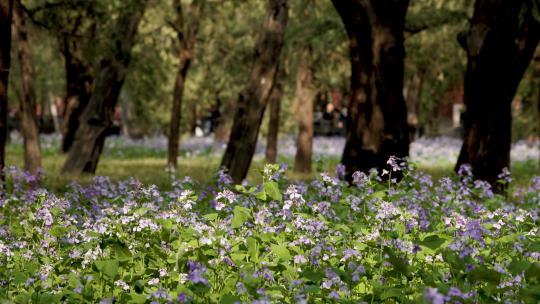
[4,143,539,192]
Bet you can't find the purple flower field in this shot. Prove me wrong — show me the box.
[10,133,538,168]
[1,160,540,303]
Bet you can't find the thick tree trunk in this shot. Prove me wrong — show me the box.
[221,0,288,183]
[59,15,97,153]
[60,37,93,153]
[332,0,410,179]
[167,0,203,169]
[62,0,147,175]
[455,0,540,186]
[13,0,41,174]
[293,47,314,173]
[0,0,13,181]
[265,80,282,163]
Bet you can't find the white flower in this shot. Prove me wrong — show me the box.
[179,273,188,284]
[159,268,168,277]
[200,236,213,245]
[148,278,160,285]
[294,254,307,264]
[114,280,130,291]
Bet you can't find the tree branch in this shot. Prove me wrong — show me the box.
[405,9,469,37]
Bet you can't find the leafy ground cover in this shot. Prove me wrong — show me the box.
[1,161,540,303]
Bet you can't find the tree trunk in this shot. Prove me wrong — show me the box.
[190,102,198,136]
[167,0,203,170]
[60,36,93,153]
[168,55,190,169]
[0,0,13,181]
[293,47,314,173]
[536,47,540,166]
[213,99,232,143]
[13,0,41,174]
[62,0,147,175]
[455,0,540,186]
[405,71,424,140]
[332,0,410,180]
[265,79,282,163]
[221,0,289,183]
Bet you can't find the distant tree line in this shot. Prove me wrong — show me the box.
[0,0,539,189]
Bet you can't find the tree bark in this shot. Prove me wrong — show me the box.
[405,71,424,140]
[265,79,282,163]
[332,0,410,180]
[213,99,232,143]
[13,0,41,174]
[293,47,314,173]
[167,0,203,170]
[221,0,288,183]
[455,0,540,186]
[62,0,147,175]
[60,35,93,153]
[535,47,540,166]
[0,0,13,181]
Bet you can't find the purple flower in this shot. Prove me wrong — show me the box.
[177,292,191,303]
[447,287,463,298]
[424,287,445,304]
[497,167,512,184]
[187,261,209,285]
[335,164,346,180]
[329,291,340,299]
[386,156,401,172]
[217,169,233,188]
[236,282,247,294]
[341,248,359,261]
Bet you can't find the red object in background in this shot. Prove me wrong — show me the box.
[35,104,42,117]
[54,96,64,115]
[331,89,342,109]
[114,106,121,122]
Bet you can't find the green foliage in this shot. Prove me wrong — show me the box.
[1,161,540,302]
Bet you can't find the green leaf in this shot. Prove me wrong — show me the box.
[49,207,62,217]
[271,244,291,262]
[519,286,540,301]
[231,206,251,228]
[304,285,321,294]
[50,226,69,238]
[383,247,409,275]
[264,181,282,202]
[255,190,267,201]
[14,293,30,304]
[111,242,132,261]
[381,287,403,300]
[372,191,386,199]
[160,219,173,231]
[13,272,27,285]
[230,253,247,264]
[468,267,501,284]
[204,213,219,221]
[220,294,241,304]
[529,242,540,252]
[94,260,119,280]
[247,237,259,262]
[419,234,447,251]
[127,293,148,304]
[301,269,325,283]
[509,259,531,275]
